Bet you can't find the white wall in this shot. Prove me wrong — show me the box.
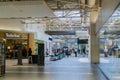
[24,23,50,41]
[24,23,52,55]
[0,19,23,31]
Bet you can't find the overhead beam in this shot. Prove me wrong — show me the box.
[51,6,98,11]
[45,31,75,35]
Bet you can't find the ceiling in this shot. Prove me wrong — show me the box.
[0,0,54,18]
[0,0,55,31]
[44,0,100,31]
[44,0,101,39]
[0,0,101,39]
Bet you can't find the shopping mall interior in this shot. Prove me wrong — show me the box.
[0,0,120,80]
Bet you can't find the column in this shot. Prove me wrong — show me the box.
[90,23,100,64]
[28,33,35,55]
[17,44,23,65]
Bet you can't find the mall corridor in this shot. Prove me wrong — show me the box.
[0,57,107,80]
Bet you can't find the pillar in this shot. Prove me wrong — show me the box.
[17,44,23,65]
[89,7,100,64]
[90,23,100,64]
[28,33,35,55]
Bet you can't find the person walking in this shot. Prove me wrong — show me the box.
[46,48,49,57]
[28,48,32,56]
[82,47,86,57]
[74,48,78,57]
[28,48,32,64]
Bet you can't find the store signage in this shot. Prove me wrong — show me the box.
[67,38,77,43]
[5,33,23,38]
[49,37,52,41]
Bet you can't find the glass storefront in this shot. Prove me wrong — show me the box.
[99,5,120,56]
[99,4,120,79]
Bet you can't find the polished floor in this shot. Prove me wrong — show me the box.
[99,55,120,80]
[0,56,107,80]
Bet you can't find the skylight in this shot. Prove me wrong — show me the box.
[54,10,81,21]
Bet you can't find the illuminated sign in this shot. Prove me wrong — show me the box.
[5,33,23,38]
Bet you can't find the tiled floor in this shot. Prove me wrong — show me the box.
[0,56,107,80]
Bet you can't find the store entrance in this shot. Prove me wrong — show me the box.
[32,43,45,65]
[6,39,28,59]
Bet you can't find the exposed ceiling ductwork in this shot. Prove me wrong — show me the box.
[43,0,101,39]
[0,0,101,39]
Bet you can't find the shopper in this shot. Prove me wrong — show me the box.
[82,47,86,57]
[22,46,27,58]
[28,48,32,64]
[74,48,78,57]
[28,48,32,56]
[104,48,108,57]
[46,48,49,56]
